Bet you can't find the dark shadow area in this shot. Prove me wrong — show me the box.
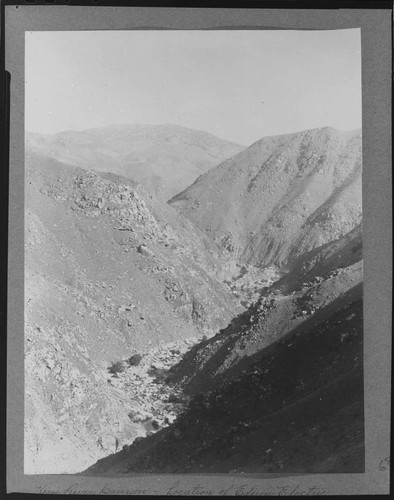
[168,281,362,395]
[83,283,364,475]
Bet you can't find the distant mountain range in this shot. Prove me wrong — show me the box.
[170,126,362,270]
[26,124,245,201]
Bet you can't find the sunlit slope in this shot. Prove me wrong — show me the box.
[170,127,361,269]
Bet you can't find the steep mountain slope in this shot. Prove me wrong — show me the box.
[26,124,244,201]
[25,150,242,473]
[84,228,363,474]
[274,223,362,294]
[166,226,363,395]
[170,127,361,269]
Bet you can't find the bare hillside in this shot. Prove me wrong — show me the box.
[170,127,361,269]
[25,150,242,473]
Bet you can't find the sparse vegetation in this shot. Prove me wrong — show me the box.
[108,361,127,375]
[128,353,143,366]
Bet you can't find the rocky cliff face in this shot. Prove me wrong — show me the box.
[170,127,361,269]
[26,124,244,201]
[25,150,242,473]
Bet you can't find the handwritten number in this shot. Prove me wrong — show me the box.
[379,457,390,471]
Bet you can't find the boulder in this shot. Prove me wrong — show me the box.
[136,244,154,258]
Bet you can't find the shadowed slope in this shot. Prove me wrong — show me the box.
[83,224,364,474]
[83,283,363,474]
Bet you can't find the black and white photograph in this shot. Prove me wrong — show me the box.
[24,28,364,477]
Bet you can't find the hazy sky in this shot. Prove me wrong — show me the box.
[26,29,361,145]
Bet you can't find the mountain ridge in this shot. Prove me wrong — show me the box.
[26,123,245,201]
[170,126,362,270]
